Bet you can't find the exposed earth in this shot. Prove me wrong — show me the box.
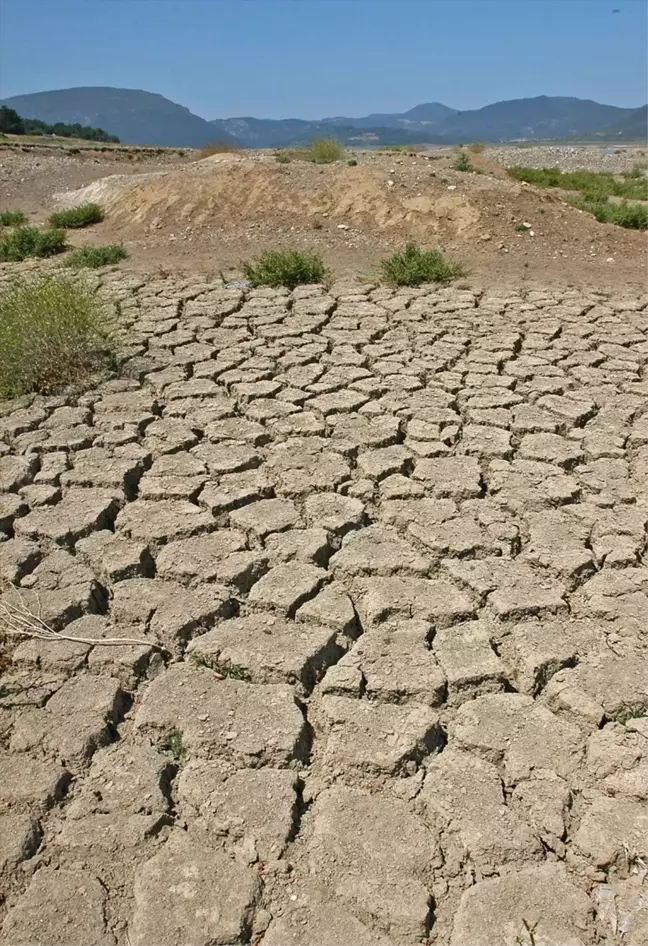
[1,141,646,289]
[0,142,647,946]
[0,264,647,945]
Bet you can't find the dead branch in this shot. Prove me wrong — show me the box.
[0,587,171,656]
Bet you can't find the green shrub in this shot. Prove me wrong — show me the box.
[0,273,116,398]
[66,244,128,268]
[569,196,648,230]
[275,153,291,163]
[508,166,647,200]
[454,151,473,172]
[48,202,104,229]
[347,158,358,166]
[468,141,486,154]
[308,137,344,164]
[380,243,464,286]
[0,226,66,262]
[0,210,27,226]
[242,248,328,289]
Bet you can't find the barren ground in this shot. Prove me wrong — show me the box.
[0,143,647,946]
[1,141,646,289]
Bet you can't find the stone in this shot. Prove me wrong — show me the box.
[264,528,330,566]
[519,432,583,468]
[450,864,593,946]
[308,786,438,943]
[229,498,302,538]
[449,693,584,784]
[322,622,445,705]
[129,830,259,946]
[247,563,327,613]
[0,753,69,811]
[187,615,343,693]
[176,762,298,859]
[419,749,542,870]
[412,455,482,498]
[1,869,115,946]
[353,575,475,628]
[10,675,125,767]
[318,695,442,777]
[134,665,307,767]
[433,619,508,704]
[303,492,365,534]
[75,530,153,583]
[330,525,430,577]
[0,811,41,879]
[14,489,121,546]
[295,581,358,637]
[574,793,648,868]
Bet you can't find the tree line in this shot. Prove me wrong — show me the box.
[0,106,119,143]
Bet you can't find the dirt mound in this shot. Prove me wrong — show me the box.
[53,150,646,289]
[67,153,486,240]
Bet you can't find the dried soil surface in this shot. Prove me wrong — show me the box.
[0,265,647,946]
[1,142,646,289]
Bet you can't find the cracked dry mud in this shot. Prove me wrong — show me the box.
[0,273,647,946]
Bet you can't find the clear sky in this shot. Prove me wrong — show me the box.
[0,0,646,119]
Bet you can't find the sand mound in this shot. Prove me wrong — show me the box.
[59,153,506,241]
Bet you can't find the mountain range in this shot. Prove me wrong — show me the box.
[1,87,646,148]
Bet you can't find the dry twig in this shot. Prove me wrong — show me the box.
[0,587,171,655]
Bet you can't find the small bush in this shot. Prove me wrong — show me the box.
[66,244,128,268]
[454,151,473,172]
[508,166,647,200]
[161,728,186,761]
[308,137,344,164]
[275,153,291,163]
[468,141,486,154]
[569,196,648,230]
[242,248,327,289]
[347,158,358,166]
[381,243,464,286]
[0,226,66,262]
[48,203,104,229]
[0,273,116,398]
[0,210,27,226]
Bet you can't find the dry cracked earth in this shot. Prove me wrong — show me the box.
[0,272,647,946]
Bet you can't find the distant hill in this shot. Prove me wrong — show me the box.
[600,105,647,141]
[0,88,239,148]
[435,96,636,141]
[1,87,643,149]
[212,96,639,148]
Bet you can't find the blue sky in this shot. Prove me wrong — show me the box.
[0,0,646,118]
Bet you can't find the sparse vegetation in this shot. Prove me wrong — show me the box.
[66,244,128,268]
[454,151,473,172]
[48,203,104,229]
[569,195,648,230]
[307,137,345,164]
[161,728,186,762]
[198,140,239,158]
[242,248,328,289]
[377,144,422,154]
[275,153,291,163]
[508,166,648,200]
[514,918,539,946]
[347,158,358,166]
[468,141,486,153]
[0,226,66,262]
[0,273,116,398]
[380,243,464,286]
[0,210,27,226]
